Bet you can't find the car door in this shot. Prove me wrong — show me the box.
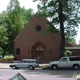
[19,61,29,68]
[21,61,30,68]
[58,58,68,68]
[16,62,24,68]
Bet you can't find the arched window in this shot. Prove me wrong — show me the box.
[36,46,43,51]
[16,48,20,55]
[36,26,41,31]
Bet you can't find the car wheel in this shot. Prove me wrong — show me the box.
[12,65,17,69]
[73,65,79,70]
[51,65,58,70]
[28,66,34,70]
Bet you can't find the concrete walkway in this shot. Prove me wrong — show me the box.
[0,63,10,68]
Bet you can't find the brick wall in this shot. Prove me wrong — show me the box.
[14,14,61,62]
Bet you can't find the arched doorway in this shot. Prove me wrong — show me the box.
[31,42,46,63]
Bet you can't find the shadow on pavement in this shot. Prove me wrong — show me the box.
[22,68,80,78]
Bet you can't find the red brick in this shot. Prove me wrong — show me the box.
[14,14,63,63]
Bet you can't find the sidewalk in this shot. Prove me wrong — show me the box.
[0,63,10,68]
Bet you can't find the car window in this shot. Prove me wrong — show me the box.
[24,61,36,63]
[60,58,67,62]
[69,57,80,61]
[21,61,25,63]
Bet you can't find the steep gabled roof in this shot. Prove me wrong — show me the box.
[14,14,48,41]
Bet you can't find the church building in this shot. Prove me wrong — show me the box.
[14,14,80,63]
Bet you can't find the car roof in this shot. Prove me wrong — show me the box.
[22,59,36,61]
[62,56,80,58]
[69,56,80,58]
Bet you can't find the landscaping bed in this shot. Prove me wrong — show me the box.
[0,55,14,63]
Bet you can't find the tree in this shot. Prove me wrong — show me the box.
[0,0,34,56]
[33,0,80,57]
[0,25,8,56]
[20,8,34,26]
[65,36,76,44]
[7,0,24,38]
[0,25,8,46]
[0,47,4,55]
[7,0,24,53]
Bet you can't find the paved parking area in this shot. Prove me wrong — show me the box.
[0,63,78,80]
[0,69,76,80]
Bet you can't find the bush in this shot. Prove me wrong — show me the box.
[64,50,72,56]
[2,55,14,60]
[42,65,50,70]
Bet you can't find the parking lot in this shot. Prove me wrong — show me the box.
[0,68,78,80]
[0,63,79,80]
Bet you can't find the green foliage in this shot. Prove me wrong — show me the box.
[0,47,4,55]
[0,25,8,56]
[65,36,76,44]
[7,0,24,37]
[33,0,80,57]
[33,0,80,39]
[0,25,8,46]
[2,55,14,60]
[20,8,34,26]
[6,0,24,54]
[0,0,34,56]
[0,11,7,25]
[64,50,72,56]
[73,73,78,79]
[42,65,50,70]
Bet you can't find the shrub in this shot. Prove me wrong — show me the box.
[64,50,72,56]
[2,55,14,60]
[42,65,50,70]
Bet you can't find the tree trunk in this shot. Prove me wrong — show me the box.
[60,22,65,57]
[59,1,65,58]
[2,47,6,57]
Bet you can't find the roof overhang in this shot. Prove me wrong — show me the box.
[65,47,80,49]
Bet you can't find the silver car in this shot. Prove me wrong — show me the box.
[9,59,39,70]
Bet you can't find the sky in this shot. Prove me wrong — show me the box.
[0,0,80,44]
[0,0,38,13]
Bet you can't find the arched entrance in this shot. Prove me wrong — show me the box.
[31,42,46,63]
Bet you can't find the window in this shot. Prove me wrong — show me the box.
[36,26,41,31]
[36,46,43,51]
[24,61,37,63]
[16,48,20,55]
[60,58,67,62]
[69,57,80,61]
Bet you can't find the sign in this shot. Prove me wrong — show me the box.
[9,73,27,80]
[73,73,80,80]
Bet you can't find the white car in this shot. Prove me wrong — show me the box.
[49,56,80,70]
[9,59,39,70]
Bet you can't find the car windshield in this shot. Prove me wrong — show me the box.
[60,58,67,62]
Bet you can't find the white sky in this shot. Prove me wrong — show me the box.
[0,0,80,44]
[0,0,38,13]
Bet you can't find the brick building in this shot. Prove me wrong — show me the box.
[14,14,80,63]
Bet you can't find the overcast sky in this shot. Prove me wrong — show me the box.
[0,0,80,44]
[0,0,38,13]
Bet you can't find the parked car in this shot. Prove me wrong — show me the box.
[9,59,39,70]
[49,56,80,70]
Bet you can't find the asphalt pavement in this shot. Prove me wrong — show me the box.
[0,63,77,80]
[0,68,76,80]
